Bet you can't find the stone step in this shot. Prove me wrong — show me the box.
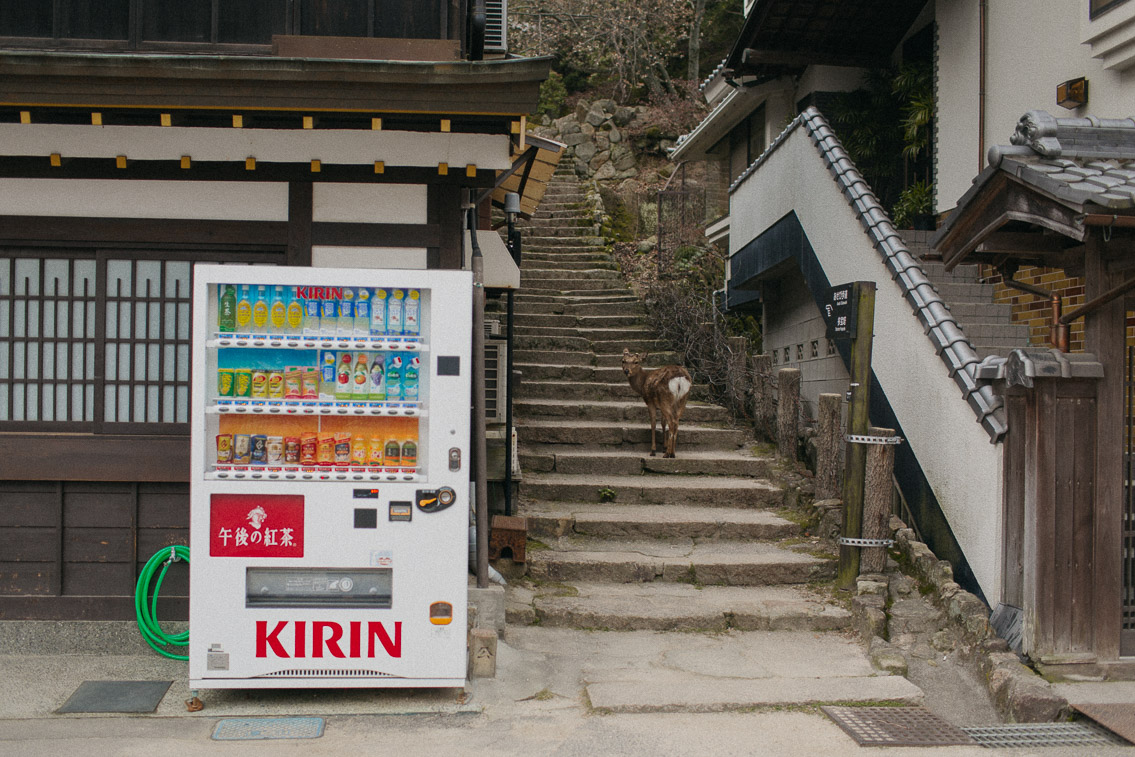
[520,287,635,299]
[526,537,834,586]
[524,250,612,262]
[517,259,616,271]
[515,395,725,423]
[513,314,645,330]
[524,235,606,247]
[524,245,609,255]
[512,301,645,317]
[521,472,776,506]
[516,379,705,402]
[523,502,793,541]
[594,351,679,367]
[517,420,738,450]
[513,362,661,383]
[513,325,655,340]
[593,338,670,354]
[518,446,771,476]
[521,269,623,283]
[509,582,851,632]
[512,349,593,366]
[514,293,639,307]
[513,336,666,354]
[525,207,594,220]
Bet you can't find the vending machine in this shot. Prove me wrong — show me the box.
[189,265,471,689]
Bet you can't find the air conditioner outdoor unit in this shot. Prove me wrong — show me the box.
[484,0,508,55]
[484,340,508,424]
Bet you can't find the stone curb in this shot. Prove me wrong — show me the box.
[845,515,1070,723]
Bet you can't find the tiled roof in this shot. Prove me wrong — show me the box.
[988,110,1135,210]
[731,106,1007,441]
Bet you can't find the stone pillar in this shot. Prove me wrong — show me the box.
[751,354,775,441]
[861,427,896,574]
[816,393,844,500]
[776,368,801,460]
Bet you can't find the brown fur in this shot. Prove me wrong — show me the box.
[621,348,692,458]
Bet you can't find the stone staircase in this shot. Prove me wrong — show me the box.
[499,168,855,636]
[904,232,1030,358]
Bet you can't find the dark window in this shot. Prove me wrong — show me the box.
[375,0,441,39]
[218,0,288,44]
[0,0,53,38]
[1,250,277,434]
[143,0,212,42]
[1091,0,1130,18]
[300,0,370,36]
[61,0,130,39]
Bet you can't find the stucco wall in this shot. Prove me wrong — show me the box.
[730,127,1004,602]
[936,0,1135,211]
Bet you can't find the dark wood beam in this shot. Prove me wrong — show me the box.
[311,222,441,248]
[0,215,288,247]
[976,231,1071,256]
[0,434,189,482]
[287,181,313,266]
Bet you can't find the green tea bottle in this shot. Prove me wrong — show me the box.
[218,284,236,332]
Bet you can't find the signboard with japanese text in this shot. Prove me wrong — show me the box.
[210,493,304,558]
[823,282,860,339]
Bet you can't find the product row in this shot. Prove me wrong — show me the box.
[216,351,421,402]
[215,432,418,469]
[217,284,422,337]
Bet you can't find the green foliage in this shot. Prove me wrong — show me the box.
[598,486,617,502]
[536,70,569,119]
[893,63,934,162]
[891,180,933,229]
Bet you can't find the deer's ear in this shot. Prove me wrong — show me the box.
[622,348,631,357]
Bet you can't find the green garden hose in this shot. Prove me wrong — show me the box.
[135,545,190,660]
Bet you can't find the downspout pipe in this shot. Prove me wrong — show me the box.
[979,0,987,173]
[469,208,489,589]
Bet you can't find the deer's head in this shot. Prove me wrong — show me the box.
[621,348,646,378]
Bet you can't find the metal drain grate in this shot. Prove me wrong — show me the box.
[963,722,1128,748]
[821,706,976,746]
[212,717,325,741]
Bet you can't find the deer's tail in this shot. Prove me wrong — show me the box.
[668,376,692,399]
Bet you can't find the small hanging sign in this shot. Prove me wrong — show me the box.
[823,282,861,339]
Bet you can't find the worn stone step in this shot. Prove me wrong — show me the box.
[593,338,670,354]
[512,349,593,366]
[517,420,738,450]
[514,334,591,352]
[524,235,606,247]
[523,503,795,541]
[515,291,637,304]
[514,363,671,383]
[526,537,833,586]
[521,270,623,284]
[516,379,675,401]
[513,325,655,341]
[518,259,616,271]
[520,287,634,299]
[509,582,851,632]
[524,249,612,261]
[515,396,727,424]
[521,472,776,506]
[513,314,645,330]
[513,336,666,355]
[513,301,644,317]
[518,446,771,476]
[595,351,679,367]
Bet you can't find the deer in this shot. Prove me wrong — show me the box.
[621,348,692,458]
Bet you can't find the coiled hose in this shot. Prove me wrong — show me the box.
[135,545,190,660]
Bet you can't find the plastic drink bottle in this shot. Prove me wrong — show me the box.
[252,285,269,332]
[320,350,337,398]
[338,289,354,335]
[353,352,370,397]
[336,352,354,400]
[354,288,371,336]
[403,289,420,336]
[286,287,305,334]
[385,353,402,400]
[269,286,287,333]
[235,285,253,331]
[218,284,236,332]
[369,353,386,400]
[370,289,388,335]
[320,299,336,335]
[388,289,404,335]
[403,354,420,400]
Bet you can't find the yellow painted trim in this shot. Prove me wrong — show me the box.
[20,111,30,124]
[374,161,385,174]
[116,155,127,169]
[232,114,244,128]
[49,153,61,167]
[160,113,172,127]
[180,156,191,169]
[303,116,314,129]
[441,118,451,132]
[1,101,529,117]
[245,157,256,170]
[311,159,321,172]
[91,112,102,126]
[510,120,521,134]
[465,164,476,177]
[372,117,383,130]
[438,162,448,176]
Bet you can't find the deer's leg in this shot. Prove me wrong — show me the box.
[671,395,689,458]
[648,404,658,457]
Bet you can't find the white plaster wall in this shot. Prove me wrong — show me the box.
[730,127,1004,602]
[937,0,1135,210]
[311,246,427,269]
[312,183,427,224]
[0,178,288,220]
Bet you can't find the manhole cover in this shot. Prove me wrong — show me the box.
[821,706,976,746]
[212,717,325,741]
[963,722,1128,748]
[1073,703,1135,745]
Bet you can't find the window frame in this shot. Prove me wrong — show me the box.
[0,246,282,435]
[1091,0,1130,19]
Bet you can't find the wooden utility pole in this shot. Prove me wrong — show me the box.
[837,282,876,588]
[861,426,896,574]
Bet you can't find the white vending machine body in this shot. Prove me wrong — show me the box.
[189,265,471,689]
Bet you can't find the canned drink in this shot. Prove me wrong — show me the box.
[216,434,233,463]
[302,368,321,400]
[284,437,300,464]
[368,436,384,466]
[284,368,303,399]
[317,434,336,464]
[234,369,253,398]
[266,436,284,464]
[334,433,351,464]
[350,437,368,466]
[233,434,252,464]
[217,369,235,397]
[250,434,268,464]
[251,370,269,398]
[300,433,318,465]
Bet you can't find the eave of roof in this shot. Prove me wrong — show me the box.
[671,76,793,163]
